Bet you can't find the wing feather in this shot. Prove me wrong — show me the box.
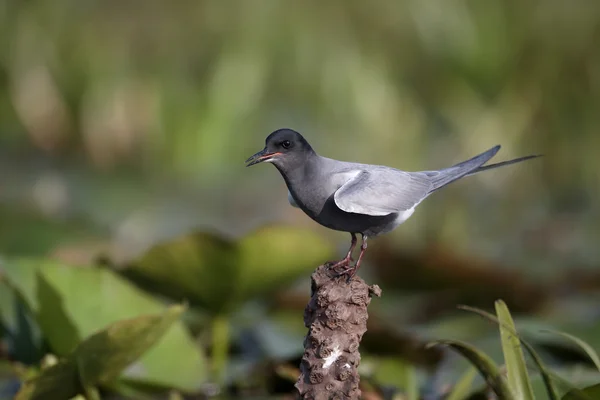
[333,169,432,216]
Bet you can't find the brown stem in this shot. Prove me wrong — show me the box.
[296,264,382,399]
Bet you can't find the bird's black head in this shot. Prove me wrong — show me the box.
[245,128,315,170]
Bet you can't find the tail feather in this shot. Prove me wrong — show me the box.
[465,154,542,176]
[428,145,500,191]
[427,145,541,192]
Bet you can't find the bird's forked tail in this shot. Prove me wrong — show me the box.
[427,145,541,192]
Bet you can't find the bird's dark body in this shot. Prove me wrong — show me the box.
[277,157,401,236]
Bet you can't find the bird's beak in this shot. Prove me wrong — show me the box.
[245,148,281,167]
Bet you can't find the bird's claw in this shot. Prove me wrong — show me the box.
[334,264,358,281]
[325,256,353,270]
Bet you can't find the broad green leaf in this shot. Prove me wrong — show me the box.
[75,305,186,386]
[120,226,334,314]
[495,300,535,400]
[562,384,600,400]
[1,258,207,391]
[428,339,514,399]
[446,367,477,400]
[119,232,238,314]
[542,330,600,372]
[15,305,185,400]
[235,226,335,301]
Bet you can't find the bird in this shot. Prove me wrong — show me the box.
[246,128,540,278]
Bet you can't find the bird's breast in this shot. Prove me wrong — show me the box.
[288,185,330,218]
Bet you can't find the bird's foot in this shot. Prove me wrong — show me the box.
[325,255,353,270]
[333,235,366,281]
[334,264,359,281]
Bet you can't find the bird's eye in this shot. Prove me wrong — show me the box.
[281,140,291,149]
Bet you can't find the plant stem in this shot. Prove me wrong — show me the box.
[83,386,101,400]
[211,314,230,386]
[296,264,382,399]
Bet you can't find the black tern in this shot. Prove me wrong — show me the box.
[246,128,540,277]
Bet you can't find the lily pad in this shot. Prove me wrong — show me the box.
[118,232,238,313]
[119,225,335,314]
[0,258,207,391]
[15,305,186,400]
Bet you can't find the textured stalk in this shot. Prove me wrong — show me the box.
[296,264,382,399]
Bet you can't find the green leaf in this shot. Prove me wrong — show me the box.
[530,372,595,400]
[459,305,563,400]
[399,362,418,400]
[495,300,535,400]
[74,305,186,386]
[427,339,514,399]
[119,232,238,314]
[542,330,600,372]
[446,367,477,400]
[15,305,185,400]
[366,356,418,400]
[521,341,561,400]
[13,360,79,400]
[0,278,45,364]
[1,258,207,391]
[562,384,600,400]
[235,226,335,301]
[120,226,335,314]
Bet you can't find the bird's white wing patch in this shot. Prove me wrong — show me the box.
[333,169,432,216]
[287,190,300,208]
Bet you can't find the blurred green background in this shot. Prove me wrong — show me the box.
[1,0,600,398]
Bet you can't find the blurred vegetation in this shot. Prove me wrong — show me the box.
[429,301,600,400]
[1,0,600,398]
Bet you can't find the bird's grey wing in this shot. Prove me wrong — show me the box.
[333,169,433,216]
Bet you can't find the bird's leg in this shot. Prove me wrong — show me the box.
[337,235,368,278]
[326,233,357,270]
